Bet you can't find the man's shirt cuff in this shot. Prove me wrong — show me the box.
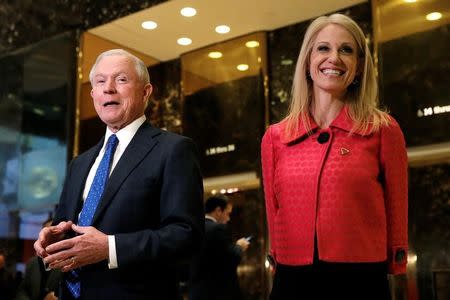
[108,235,118,269]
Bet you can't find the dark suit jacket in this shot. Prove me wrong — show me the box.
[189,218,243,300]
[53,122,204,300]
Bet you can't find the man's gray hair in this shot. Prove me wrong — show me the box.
[89,49,150,85]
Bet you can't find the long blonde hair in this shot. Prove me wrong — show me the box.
[284,13,389,138]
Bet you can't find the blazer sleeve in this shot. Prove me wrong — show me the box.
[115,136,204,266]
[261,126,278,261]
[380,118,409,274]
[214,225,243,268]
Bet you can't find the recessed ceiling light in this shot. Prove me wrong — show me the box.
[426,12,442,21]
[208,51,223,59]
[180,7,197,17]
[245,41,260,48]
[236,64,249,71]
[403,0,416,3]
[215,25,231,34]
[177,37,192,46]
[141,21,157,30]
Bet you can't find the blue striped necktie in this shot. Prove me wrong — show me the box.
[66,134,119,298]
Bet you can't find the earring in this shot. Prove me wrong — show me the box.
[352,78,359,86]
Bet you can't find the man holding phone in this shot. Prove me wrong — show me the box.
[189,195,250,300]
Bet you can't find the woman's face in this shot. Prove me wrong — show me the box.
[308,24,360,98]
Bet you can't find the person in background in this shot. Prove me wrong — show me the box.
[189,195,250,300]
[0,250,16,300]
[261,13,408,300]
[33,49,204,300]
[16,217,62,300]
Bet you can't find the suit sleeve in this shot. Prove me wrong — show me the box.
[215,225,243,267]
[261,126,278,262]
[115,136,204,266]
[380,118,408,274]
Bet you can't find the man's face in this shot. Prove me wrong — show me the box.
[217,204,232,224]
[90,55,152,132]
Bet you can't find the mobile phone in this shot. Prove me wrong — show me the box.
[245,235,253,242]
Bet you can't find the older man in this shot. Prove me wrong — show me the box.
[34,49,204,300]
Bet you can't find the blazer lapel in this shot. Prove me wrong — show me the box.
[91,122,161,225]
[69,139,103,222]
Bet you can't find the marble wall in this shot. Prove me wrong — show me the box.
[0,0,167,56]
[147,59,182,134]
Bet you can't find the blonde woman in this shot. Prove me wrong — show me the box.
[261,14,408,299]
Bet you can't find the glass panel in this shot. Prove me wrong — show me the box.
[0,32,75,215]
[0,31,76,279]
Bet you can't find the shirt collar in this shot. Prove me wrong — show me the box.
[205,215,217,223]
[280,106,371,144]
[104,115,146,147]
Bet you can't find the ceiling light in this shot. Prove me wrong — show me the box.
[208,51,223,59]
[426,12,442,21]
[180,7,197,17]
[177,37,192,46]
[215,25,230,34]
[245,41,260,48]
[237,64,249,71]
[403,0,416,3]
[141,21,157,30]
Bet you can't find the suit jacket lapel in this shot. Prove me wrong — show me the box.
[91,122,161,225]
[69,139,103,222]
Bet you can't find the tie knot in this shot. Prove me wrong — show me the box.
[106,134,119,153]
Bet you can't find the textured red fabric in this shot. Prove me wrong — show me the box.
[261,106,408,274]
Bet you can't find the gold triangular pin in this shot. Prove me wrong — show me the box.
[340,148,350,155]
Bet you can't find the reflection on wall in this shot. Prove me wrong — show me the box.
[0,32,75,272]
[0,32,75,214]
[147,59,182,134]
[409,163,450,300]
[228,189,268,300]
[181,32,267,179]
[18,146,66,210]
[183,76,264,177]
[379,24,450,147]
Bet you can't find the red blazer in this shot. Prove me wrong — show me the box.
[261,107,408,274]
